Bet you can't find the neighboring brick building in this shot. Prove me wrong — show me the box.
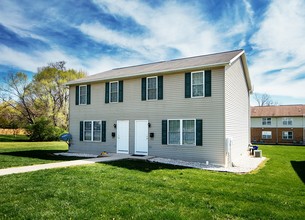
[251,105,305,145]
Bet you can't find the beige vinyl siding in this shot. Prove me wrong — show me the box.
[225,57,250,165]
[69,68,226,164]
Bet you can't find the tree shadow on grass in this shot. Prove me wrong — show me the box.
[102,159,191,173]
[0,135,30,142]
[0,150,88,161]
[291,161,305,184]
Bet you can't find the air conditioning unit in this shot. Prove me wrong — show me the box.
[254,150,262,158]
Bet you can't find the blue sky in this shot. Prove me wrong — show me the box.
[0,0,304,105]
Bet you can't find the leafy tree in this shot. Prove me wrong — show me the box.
[32,61,86,129]
[0,61,86,139]
[0,102,23,136]
[27,117,66,141]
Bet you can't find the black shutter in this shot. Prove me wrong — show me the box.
[185,73,191,98]
[105,82,109,103]
[205,70,211,97]
[196,119,202,146]
[80,121,83,141]
[102,121,106,142]
[119,81,123,102]
[141,78,146,101]
[87,85,91,105]
[162,120,167,145]
[158,76,163,100]
[75,86,79,105]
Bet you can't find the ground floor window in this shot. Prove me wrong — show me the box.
[84,120,101,142]
[262,131,272,139]
[168,119,195,145]
[282,131,293,140]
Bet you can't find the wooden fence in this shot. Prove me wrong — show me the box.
[0,128,28,135]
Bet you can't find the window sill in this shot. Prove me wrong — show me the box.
[166,144,196,147]
[189,95,210,99]
[83,140,102,143]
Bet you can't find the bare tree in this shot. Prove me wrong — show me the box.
[0,72,37,125]
[253,93,277,106]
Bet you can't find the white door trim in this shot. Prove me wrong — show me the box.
[117,120,129,154]
[135,120,148,156]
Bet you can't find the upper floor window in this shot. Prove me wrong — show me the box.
[185,70,211,98]
[76,85,91,105]
[282,118,293,126]
[147,76,157,100]
[192,71,204,97]
[262,117,271,125]
[141,76,163,101]
[105,81,123,104]
[110,81,118,103]
[79,85,87,105]
[282,131,293,140]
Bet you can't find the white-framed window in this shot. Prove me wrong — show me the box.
[262,117,271,125]
[282,131,293,140]
[262,131,272,139]
[282,118,293,126]
[79,85,87,105]
[191,71,204,97]
[168,119,196,145]
[147,76,157,100]
[84,120,101,142]
[110,81,118,103]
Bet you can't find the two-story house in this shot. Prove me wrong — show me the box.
[251,105,305,145]
[66,49,252,167]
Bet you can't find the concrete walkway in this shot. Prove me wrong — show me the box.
[0,153,152,176]
[0,153,266,176]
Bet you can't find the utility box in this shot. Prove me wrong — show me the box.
[254,150,262,158]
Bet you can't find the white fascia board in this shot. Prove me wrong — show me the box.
[228,50,253,93]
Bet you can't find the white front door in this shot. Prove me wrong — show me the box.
[135,120,148,155]
[117,120,129,154]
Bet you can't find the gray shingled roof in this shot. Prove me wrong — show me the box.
[67,49,246,86]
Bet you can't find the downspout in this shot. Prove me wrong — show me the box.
[276,117,278,144]
[303,114,305,144]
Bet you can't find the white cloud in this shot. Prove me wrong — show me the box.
[1,0,255,77]
[85,0,228,60]
[0,45,85,73]
[242,0,254,25]
[249,0,305,99]
[0,0,48,43]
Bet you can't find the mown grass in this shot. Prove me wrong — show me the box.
[0,140,86,169]
[0,144,304,219]
[0,134,29,142]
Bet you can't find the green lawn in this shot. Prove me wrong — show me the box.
[0,144,304,219]
[0,138,86,169]
[0,134,29,142]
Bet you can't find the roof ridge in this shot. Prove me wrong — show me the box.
[252,104,305,107]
